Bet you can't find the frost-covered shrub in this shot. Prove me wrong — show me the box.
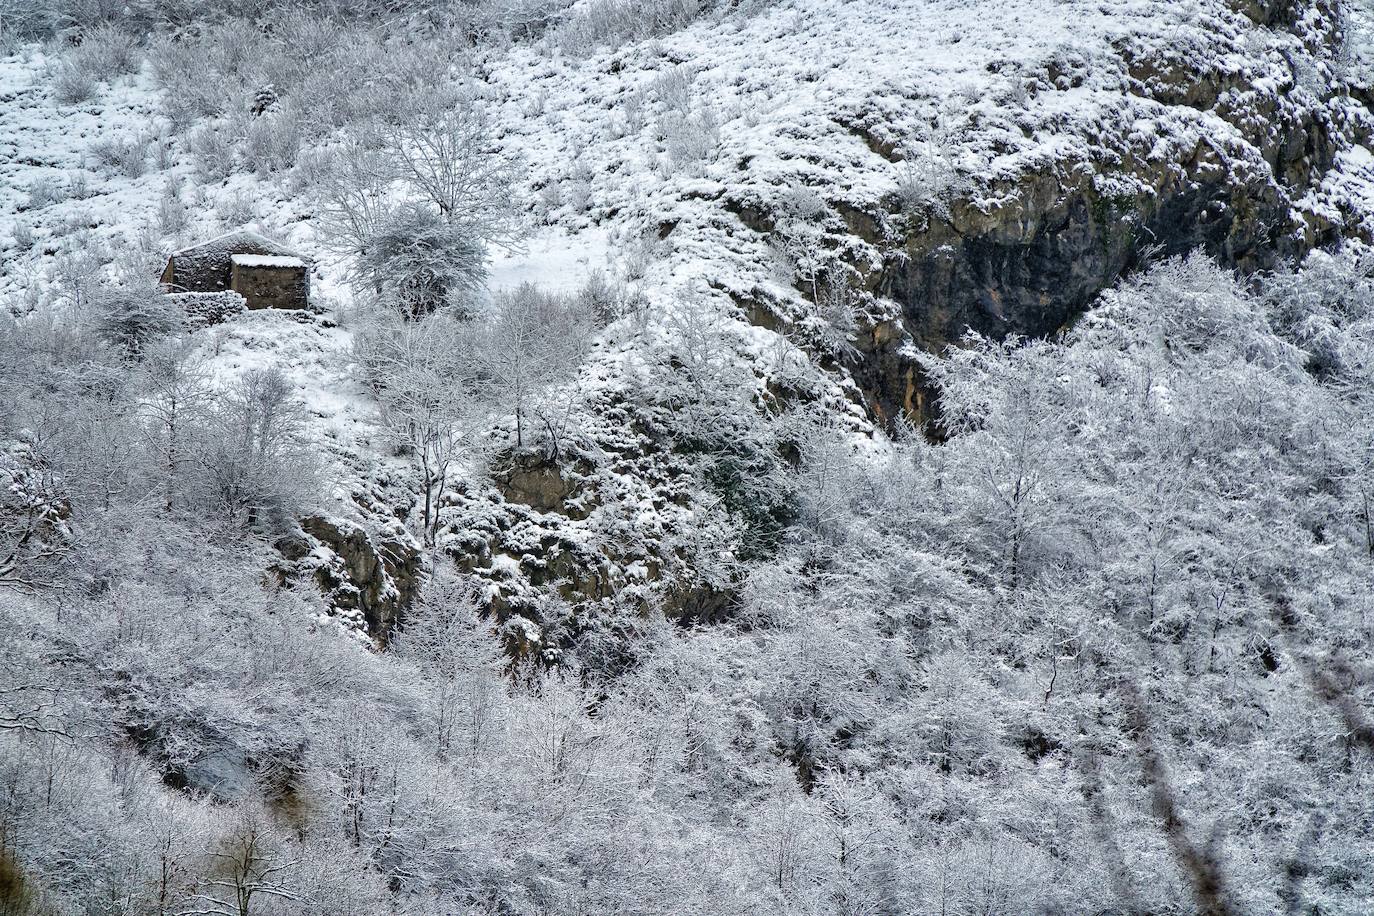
[574,269,646,325]
[1262,250,1374,382]
[481,282,599,451]
[661,103,720,171]
[1336,0,1374,87]
[215,189,256,228]
[89,132,149,178]
[473,0,574,40]
[91,284,187,356]
[895,122,970,222]
[0,0,56,46]
[186,121,237,181]
[563,160,595,213]
[243,107,302,175]
[152,130,175,170]
[47,229,109,308]
[149,12,461,143]
[53,0,126,30]
[70,23,140,82]
[150,24,255,127]
[194,367,318,533]
[536,179,563,219]
[156,180,189,236]
[620,229,664,281]
[554,0,712,55]
[362,205,489,318]
[645,66,720,171]
[10,220,35,251]
[618,88,647,136]
[22,176,64,211]
[50,60,98,104]
[66,170,90,199]
[651,65,696,116]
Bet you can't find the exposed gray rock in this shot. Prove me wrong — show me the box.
[794,5,1368,427]
[279,516,424,642]
[498,447,578,513]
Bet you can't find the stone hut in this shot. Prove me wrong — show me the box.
[160,229,310,310]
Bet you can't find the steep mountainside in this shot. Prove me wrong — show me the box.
[2,0,1372,644]
[6,2,1374,913]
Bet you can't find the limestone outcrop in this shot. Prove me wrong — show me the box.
[732,0,1371,427]
[277,515,424,642]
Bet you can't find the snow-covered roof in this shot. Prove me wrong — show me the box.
[173,227,297,258]
[231,254,305,268]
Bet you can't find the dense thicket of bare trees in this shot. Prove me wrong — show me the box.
[2,1,1374,910]
[5,241,1374,913]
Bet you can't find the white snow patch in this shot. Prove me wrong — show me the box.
[231,254,305,268]
[487,226,613,295]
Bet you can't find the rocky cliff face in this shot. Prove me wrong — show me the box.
[732,0,1371,427]
[414,0,1374,649]
[277,515,424,642]
[268,0,1374,645]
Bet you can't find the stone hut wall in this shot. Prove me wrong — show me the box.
[166,291,247,327]
[229,255,310,310]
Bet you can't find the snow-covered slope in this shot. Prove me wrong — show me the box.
[2,0,1372,645]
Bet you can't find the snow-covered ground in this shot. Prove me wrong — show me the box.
[1,0,1371,626]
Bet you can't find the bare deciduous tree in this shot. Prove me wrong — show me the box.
[481,282,596,453]
[357,313,484,545]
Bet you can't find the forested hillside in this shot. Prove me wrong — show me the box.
[2,0,1374,913]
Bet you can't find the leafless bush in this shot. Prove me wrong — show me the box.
[616,88,646,137]
[651,65,696,116]
[244,107,303,175]
[66,170,90,199]
[149,12,465,144]
[471,0,575,40]
[553,0,712,55]
[151,130,174,170]
[0,0,55,47]
[481,282,598,454]
[660,103,720,171]
[215,189,256,228]
[194,367,319,533]
[149,24,254,127]
[620,228,665,281]
[575,269,647,325]
[89,132,150,178]
[11,221,35,251]
[536,180,563,220]
[563,160,595,214]
[50,59,97,104]
[157,180,189,236]
[22,177,64,211]
[186,121,237,181]
[895,118,971,222]
[70,23,140,82]
[52,0,125,31]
